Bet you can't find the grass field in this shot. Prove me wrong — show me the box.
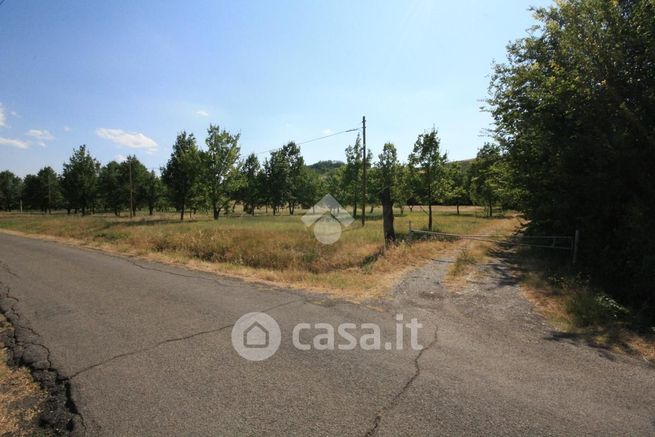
[0,206,518,300]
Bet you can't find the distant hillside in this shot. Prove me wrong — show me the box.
[307,160,345,177]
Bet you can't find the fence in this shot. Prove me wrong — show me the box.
[408,222,580,264]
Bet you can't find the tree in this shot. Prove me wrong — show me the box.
[61,145,100,215]
[121,156,150,217]
[236,153,262,215]
[201,124,241,220]
[262,151,288,215]
[341,134,370,218]
[37,166,61,213]
[0,171,22,211]
[161,132,201,221]
[21,174,41,211]
[408,128,447,231]
[488,0,655,309]
[445,162,469,215]
[280,142,304,215]
[99,161,126,215]
[469,144,506,217]
[143,170,164,215]
[376,142,400,242]
[295,165,323,209]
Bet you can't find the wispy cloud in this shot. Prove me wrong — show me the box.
[195,109,209,117]
[114,154,127,162]
[0,137,28,149]
[26,129,55,147]
[323,128,333,135]
[63,126,72,132]
[0,103,6,127]
[96,128,158,152]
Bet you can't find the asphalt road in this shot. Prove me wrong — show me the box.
[0,232,654,436]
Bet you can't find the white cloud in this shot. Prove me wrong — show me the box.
[114,154,127,162]
[323,128,333,135]
[195,109,209,117]
[63,126,72,132]
[10,111,18,117]
[96,128,158,152]
[0,137,28,149]
[0,103,6,127]
[26,129,55,147]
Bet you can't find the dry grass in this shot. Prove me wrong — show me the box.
[444,215,524,290]
[0,317,47,436]
[520,263,655,364]
[0,207,515,301]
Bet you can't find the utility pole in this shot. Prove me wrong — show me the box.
[362,115,366,226]
[128,158,134,219]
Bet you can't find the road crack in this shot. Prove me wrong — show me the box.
[364,325,439,436]
[70,297,305,379]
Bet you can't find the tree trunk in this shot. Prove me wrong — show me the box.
[180,205,185,221]
[380,187,395,244]
[213,204,219,220]
[149,206,154,216]
[352,205,357,220]
[456,202,460,215]
[488,199,493,217]
[369,204,374,214]
[428,203,433,231]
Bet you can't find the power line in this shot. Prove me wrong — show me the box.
[253,127,360,155]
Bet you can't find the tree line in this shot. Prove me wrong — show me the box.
[488,0,654,314]
[0,125,512,225]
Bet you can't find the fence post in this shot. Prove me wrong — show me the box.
[572,229,580,265]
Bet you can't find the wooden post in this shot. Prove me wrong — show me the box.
[572,229,580,265]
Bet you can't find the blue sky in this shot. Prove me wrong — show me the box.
[0,0,551,176]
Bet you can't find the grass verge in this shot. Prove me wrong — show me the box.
[0,207,514,301]
[518,252,655,364]
[0,315,48,436]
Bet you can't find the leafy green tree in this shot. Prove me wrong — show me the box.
[201,124,241,220]
[445,162,469,215]
[296,165,323,209]
[99,161,126,216]
[341,134,371,218]
[0,171,22,211]
[37,166,61,213]
[376,142,400,242]
[21,174,41,211]
[61,145,100,215]
[161,132,201,221]
[469,144,506,217]
[262,150,288,215]
[143,170,164,215]
[236,153,262,215]
[408,128,448,230]
[121,156,150,216]
[281,142,304,215]
[488,0,655,308]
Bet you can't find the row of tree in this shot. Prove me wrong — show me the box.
[488,0,654,312]
[0,126,511,226]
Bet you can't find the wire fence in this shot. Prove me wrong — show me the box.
[407,223,580,263]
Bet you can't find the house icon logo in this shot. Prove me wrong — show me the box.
[301,194,354,245]
[231,312,281,361]
[243,321,269,348]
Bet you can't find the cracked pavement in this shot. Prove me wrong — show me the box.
[1,232,654,436]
